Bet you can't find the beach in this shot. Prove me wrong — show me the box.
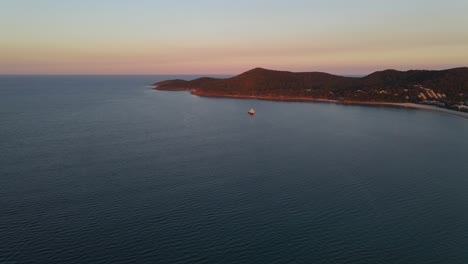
[155,87,468,120]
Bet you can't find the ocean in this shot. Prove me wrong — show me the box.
[1,75,468,264]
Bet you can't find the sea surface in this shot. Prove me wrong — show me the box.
[1,75,468,264]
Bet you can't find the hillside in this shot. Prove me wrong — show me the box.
[154,67,468,111]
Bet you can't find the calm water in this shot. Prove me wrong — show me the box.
[1,75,468,264]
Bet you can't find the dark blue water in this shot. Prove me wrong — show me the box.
[1,75,468,264]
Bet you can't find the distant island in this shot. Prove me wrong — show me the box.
[154,67,468,116]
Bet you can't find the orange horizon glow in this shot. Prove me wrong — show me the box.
[1,1,467,75]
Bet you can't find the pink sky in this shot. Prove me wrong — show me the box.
[1,1,467,75]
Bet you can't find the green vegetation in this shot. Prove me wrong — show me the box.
[155,67,468,111]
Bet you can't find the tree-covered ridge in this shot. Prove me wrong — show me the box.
[155,67,468,110]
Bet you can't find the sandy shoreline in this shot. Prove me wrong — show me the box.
[154,87,468,120]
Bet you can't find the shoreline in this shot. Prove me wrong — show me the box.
[154,87,468,120]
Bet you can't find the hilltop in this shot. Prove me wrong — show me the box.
[154,67,468,112]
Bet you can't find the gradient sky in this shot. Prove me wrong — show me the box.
[1,0,468,75]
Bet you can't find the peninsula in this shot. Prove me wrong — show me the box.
[154,67,468,115]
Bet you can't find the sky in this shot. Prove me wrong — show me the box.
[1,0,468,75]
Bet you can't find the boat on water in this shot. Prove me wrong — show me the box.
[248,109,256,115]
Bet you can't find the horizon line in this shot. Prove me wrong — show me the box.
[1,66,467,77]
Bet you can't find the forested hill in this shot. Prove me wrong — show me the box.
[154,67,468,108]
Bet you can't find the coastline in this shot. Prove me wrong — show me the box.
[154,87,468,120]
